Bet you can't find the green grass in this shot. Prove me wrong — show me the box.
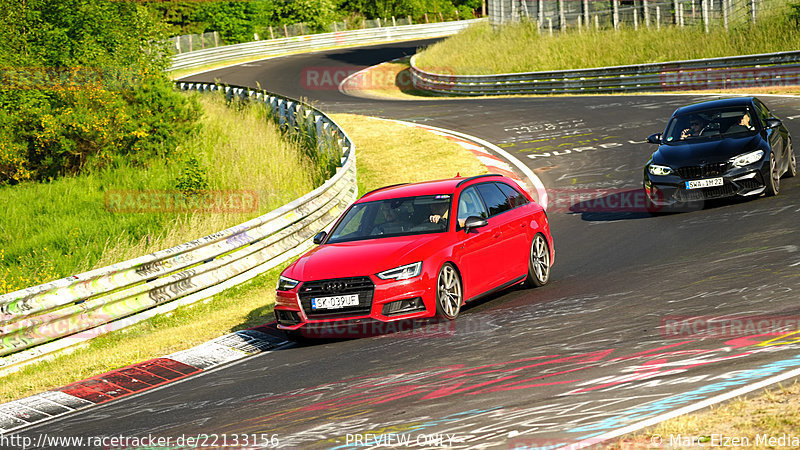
[0,94,316,294]
[0,113,488,403]
[614,381,800,448]
[330,114,488,196]
[416,2,800,75]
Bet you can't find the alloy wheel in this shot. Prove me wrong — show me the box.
[528,234,551,287]
[436,263,462,320]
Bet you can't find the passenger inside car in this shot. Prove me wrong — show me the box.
[725,110,756,134]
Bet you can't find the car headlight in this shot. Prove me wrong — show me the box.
[648,164,674,176]
[731,150,764,167]
[377,262,422,281]
[277,276,300,291]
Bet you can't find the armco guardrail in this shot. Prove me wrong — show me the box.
[171,19,483,72]
[0,83,357,373]
[410,50,800,95]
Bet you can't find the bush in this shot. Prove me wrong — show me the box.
[174,156,210,195]
[0,0,201,185]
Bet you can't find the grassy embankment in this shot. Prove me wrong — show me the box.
[0,108,487,403]
[613,381,800,448]
[396,3,800,98]
[0,94,317,295]
[416,5,800,75]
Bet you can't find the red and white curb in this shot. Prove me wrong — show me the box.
[0,327,286,434]
[378,119,549,209]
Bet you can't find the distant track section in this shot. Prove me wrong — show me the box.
[171,19,482,72]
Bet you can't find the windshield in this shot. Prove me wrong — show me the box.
[664,106,757,143]
[326,195,452,243]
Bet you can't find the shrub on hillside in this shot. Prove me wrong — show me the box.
[0,0,201,185]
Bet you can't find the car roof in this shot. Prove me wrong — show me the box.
[673,97,754,116]
[359,174,507,202]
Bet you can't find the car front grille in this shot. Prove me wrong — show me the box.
[298,276,374,318]
[675,183,737,201]
[677,162,729,180]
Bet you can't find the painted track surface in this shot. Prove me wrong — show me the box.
[15,41,800,448]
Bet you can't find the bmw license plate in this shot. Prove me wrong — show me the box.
[311,294,359,310]
[685,177,723,190]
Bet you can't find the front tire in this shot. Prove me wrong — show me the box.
[785,139,796,178]
[435,263,462,320]
[766,151,780,196]
[526,234,551,287]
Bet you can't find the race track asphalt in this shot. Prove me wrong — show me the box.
[17,39,800,449]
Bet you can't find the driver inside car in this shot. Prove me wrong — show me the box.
[371,202,406,235]
[680,115,706,140]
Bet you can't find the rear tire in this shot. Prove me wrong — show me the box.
[525,234,551,287]
[765,152,780,196]
[435,263,462,320]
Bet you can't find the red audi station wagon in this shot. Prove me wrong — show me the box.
[274,174,554,340]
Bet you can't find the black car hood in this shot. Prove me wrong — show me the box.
[653,134,762,165]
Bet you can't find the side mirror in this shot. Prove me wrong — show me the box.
[313,231,327,245]
[766,118,782,129]
[463,216,488,231]
[646,133,662,144]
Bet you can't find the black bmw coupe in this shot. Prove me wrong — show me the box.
[644,97,796,210]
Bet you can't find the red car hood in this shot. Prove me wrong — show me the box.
[285,234,445,280]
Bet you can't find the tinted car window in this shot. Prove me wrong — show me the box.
[476,183,511,217]
[753,99,771,127]
[664,106,757,142]
[495,182,529,208]
[456,186,488,226]
[327,195,452,243]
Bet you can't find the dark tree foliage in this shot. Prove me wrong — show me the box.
[140,0,479,44]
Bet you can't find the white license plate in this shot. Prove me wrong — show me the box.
[685,177,724,189]
[311,294,359,310]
